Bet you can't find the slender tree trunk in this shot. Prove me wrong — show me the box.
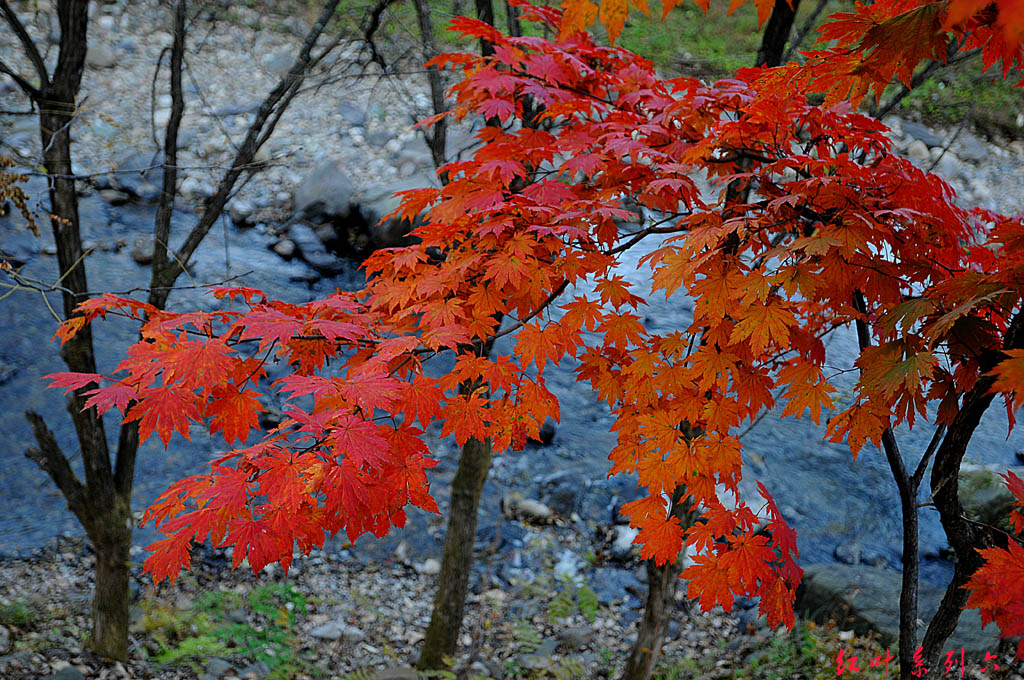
[620,489,696,680]
[416,433,494,670]
[411,0,448,172]
[9,0,343,660]
[416,0,500,670]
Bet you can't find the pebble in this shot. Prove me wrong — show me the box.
[99,189,130,205]
[419,557,441,575]
[272,238,295,258]
[131,234,155,264]
[85,43,118,69]
[502,495,554,523]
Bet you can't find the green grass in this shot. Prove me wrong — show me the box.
[617,0,767,76]
[897,62,1024,138]
[654,620,900,680]
[0,599,38,626]
[141,582,319,679]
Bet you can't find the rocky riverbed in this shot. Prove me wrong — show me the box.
[3,1,1024,678]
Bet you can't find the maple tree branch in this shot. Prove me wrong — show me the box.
[488,280,569,344]
[781,0,828,63]
[0,56,41,99]
[911,423,945,489]
[870,40,979,121]
[0,266,253,303]
[149,0,187,309]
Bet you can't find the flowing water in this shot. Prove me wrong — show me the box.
[2,181,1021,589]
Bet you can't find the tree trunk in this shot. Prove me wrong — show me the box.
[28,1,135,662]
[88,503,133,661]
[416,435,493,671]
[416,0,500,670]
[620,489,695,680]
[755,0,800,68]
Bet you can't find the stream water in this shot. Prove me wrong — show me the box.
[2,179,1021,591]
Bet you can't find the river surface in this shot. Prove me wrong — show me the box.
[2,179,1022,589]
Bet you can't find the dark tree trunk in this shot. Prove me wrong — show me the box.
[28,1,135,662]
[617,7,803,675]
[415,0,501,670]
[620,489,696,680]
[755,0,800,68]
[416,434,493,671]
[88,504,133,660]
[9,0,344,661]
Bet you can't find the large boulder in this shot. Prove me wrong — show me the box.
[899,120,944,148]
[358,173,438,249]
[797,564,1002,655]
[294,161,355,221]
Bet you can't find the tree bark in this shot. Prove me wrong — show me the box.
[9,0,344,661]
[415,0,501,669]
[88,503,133,661]
[416,434,493,671]
[755,0,800,68]
[915,310,1024,677]
[620,489,696,680]
[411,0,448,172]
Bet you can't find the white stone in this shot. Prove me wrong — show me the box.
[153,109,170,127]
[906,140,929,162]
[86,43,118,69]
[180,176,201,195]
[419,558,441,575]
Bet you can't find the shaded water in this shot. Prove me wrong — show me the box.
[1,182,1021,589]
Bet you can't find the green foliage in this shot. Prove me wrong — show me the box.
[512,621,544,654]
[0,599,37,626]
[142,583,317,679]
[547,577,598,625]
[653,656,702,679]
[900,62,1024,138]
[617,0,765,75]
[738,622,822,679]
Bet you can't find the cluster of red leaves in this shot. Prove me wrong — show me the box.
[47,1,1024,644]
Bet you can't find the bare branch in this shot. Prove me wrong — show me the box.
[0,0,49,88]
[781,0,828,64]
[0,56,41,98]
[412,0,449,173]
[157,0,342,307]
[25,410,91,526]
